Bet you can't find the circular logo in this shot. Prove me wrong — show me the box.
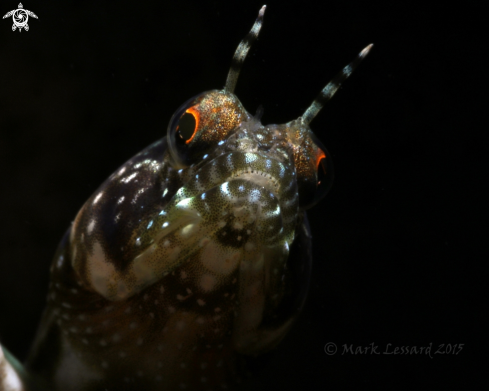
[324,342,337,355]
[13,9,27,27]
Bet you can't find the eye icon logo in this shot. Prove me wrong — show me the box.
[3,3,38,32]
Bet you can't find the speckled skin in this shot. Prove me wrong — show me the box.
[21,78,324,389]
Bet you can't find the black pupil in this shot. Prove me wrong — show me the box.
[177,112,196,143]
[317,158,327,186]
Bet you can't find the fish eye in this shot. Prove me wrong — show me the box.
[313,148,334,203]
[167,92,208,167]
[300,134,334,210]
[176,111,198,144]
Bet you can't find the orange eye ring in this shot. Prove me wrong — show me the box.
[316,147,326,171]
[299,132,334,209]
[182,107,200,144]
[167,91,209,168]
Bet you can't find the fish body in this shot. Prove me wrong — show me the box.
[1,6,372,391]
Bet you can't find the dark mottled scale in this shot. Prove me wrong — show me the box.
[0,5,372,391]
[74,139,175,271]
[30,228,243,390]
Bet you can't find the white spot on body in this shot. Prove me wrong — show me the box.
[220,182,231,198]
[114,212,122,223]
[93,192,103,204]
[87,219,96,234]
[131,187,147,204]
[248,189,261,203]
[121,172,138,183]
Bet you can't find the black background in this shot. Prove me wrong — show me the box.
[0,0,486,389]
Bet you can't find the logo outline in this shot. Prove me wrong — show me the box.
[3,3,38,32]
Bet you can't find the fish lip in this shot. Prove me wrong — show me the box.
[191,150,288,201]
[228,169,281,199]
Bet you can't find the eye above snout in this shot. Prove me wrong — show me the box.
[167,91,208,167]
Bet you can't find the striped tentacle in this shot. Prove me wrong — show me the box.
[224,5,266,93]
[301,44,373,125]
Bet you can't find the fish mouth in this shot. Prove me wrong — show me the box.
[188,150,292,205]
[229,169,281,198]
